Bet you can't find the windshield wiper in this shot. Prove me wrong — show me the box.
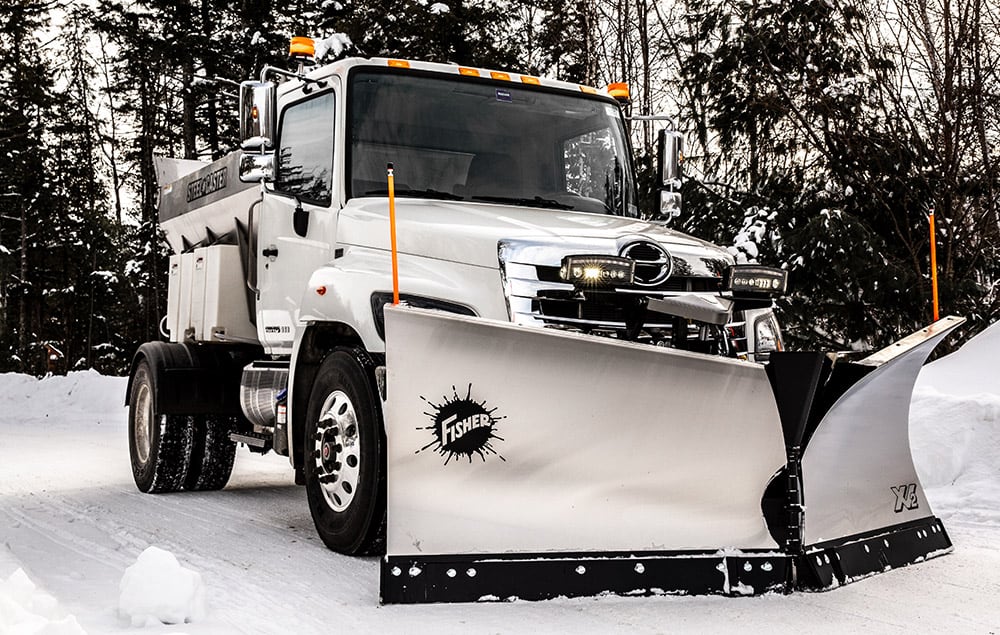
[362,188,464,201]
[471,195,574,210]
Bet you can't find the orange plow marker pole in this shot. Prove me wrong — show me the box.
[388,163,400,305]
[929,210,939,321]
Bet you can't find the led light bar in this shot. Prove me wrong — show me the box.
[559,255,635,288]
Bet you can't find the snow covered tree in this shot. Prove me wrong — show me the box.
[0,0,62,371]
[308,0,519,68]
[661,0,999,350]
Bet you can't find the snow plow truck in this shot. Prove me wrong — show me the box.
[127,36,961,604]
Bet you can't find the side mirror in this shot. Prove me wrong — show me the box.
[657,129,683,187]
[239,81,276,150]
[659,191,682,218]
[239,152,274,183]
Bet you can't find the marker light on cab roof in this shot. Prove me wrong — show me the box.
[458,67,480,76]
[607,82,630,101]
[289,36,315,58]
[387,59,410,68]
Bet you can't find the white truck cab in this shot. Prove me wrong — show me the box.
[129,46,787,555]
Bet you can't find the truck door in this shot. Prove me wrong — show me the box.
[257,88,338,355]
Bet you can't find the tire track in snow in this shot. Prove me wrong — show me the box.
[1,487,346,634]
[3,497,138,572]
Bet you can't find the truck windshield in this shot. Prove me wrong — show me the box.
[348,69,639,217]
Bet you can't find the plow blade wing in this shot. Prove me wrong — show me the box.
[791,316,964,589]
[380,307,788,603]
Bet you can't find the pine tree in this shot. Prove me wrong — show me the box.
[311,0,519,69]
[0,1,62,372]
[667,0,937,349]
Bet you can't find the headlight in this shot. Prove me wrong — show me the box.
[559,255,635,288]
[754,314,783,361]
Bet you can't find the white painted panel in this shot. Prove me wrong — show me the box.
[202,245,258,343]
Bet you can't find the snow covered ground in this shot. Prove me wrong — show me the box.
[1,326,999,634]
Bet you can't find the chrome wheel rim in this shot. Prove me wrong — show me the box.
[134,383,152,464]
[314,390,361,512]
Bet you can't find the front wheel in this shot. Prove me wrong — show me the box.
[304,349,386,555]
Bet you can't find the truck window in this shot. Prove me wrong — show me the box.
[347,70,638,217]
[563,128,625,208]
[276,92,335,206]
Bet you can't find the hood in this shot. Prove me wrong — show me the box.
[337,198,732,273]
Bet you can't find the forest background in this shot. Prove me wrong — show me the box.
[0,0,997,375]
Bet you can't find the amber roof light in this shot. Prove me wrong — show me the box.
[289,36,315,58]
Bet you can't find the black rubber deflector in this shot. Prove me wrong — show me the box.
[798,517,952,590]
[380,550,789,604]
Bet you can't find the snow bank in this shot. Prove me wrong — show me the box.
[916,319,1000,397]
[911,389,1000,486]
[0,370,126,420]
[0,568,86,635]
[911,320,1000,525]
[118,547,205,627]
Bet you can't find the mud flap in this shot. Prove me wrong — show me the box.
[380,307,789,603]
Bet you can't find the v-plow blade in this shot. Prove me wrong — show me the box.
[379,306,963,603]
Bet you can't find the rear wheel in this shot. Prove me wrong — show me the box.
[184,415,237,491]
[304,349,386,555]
[128,360,194,493]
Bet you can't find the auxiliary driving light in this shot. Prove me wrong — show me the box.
[723,265,789,297]
[559,255,635,288]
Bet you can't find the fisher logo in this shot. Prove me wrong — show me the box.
[891,483,919,512]
[417,384,505,465]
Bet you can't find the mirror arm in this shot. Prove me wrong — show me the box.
[260,64,327,88]
[627,114,675,129]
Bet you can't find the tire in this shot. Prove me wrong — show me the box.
[304,348,386,555]
[184,415,237,491]
[128,360,194,493]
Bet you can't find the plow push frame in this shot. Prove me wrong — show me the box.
[379,307,963,604]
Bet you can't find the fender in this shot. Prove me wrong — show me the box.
[287,247,502,469]
[125,341,260,416]
[296,246,507,353]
